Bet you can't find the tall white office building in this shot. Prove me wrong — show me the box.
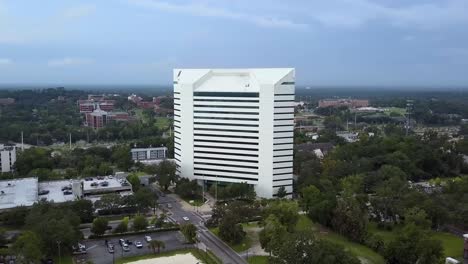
[0,144,17,173]
[173,68,295,198]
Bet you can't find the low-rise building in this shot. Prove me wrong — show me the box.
[131,147,167,161]
[0,98,15,106]
[318,99,369,108]
[0,144,16,173]
[84,106,131,129]
[78,99,115,113]
[0,178,38,210]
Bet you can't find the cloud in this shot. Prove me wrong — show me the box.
[62,4,96,19]
[0,58,12,65]
[306,0,468,30]
[127,0,308,30]
[47,57,94,67]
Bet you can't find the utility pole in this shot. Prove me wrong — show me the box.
[69,133,72,150]
[56,240,61,264]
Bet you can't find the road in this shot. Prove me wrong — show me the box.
[154,186,247,264]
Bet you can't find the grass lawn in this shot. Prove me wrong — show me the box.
[210,227,252,252]
[384,107,406,116]
[53,255,73,264]
[368,222,464,260]
[248,256,269,264]
[116,248,221,264]
[296,215,385,264]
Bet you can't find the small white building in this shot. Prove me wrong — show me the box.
[0,144,16,173]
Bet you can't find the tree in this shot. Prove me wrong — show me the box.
[219,213,245,244]
[111,145,132,171]
[331,197,368,242]
[70,199,94,223]
[133,215,148,231]
[114,216,129,233]
[270,231,360,264]
[264,200,299,232]
[91,217,109,236]
[148,240,165,254]
[404,207,432,229]
[134,187,158,213]
[12,231,42,263]
[95,193,122,213]
[127,173,141,192]
[180,223,197,243]
[174,178,201,200]
[259,214,287,254]
[156,160,176,190]
[300,185,321,212]
[276,186,287,198]
[385,224,443,264]
[25,202,81,255]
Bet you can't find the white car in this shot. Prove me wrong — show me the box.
[122,245,130,252]
[182,216,190,221]
[145,235,152,242]
[135,241,143,248]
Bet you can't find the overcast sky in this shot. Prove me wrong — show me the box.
[1,0,468,87]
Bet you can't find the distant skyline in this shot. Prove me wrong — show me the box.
[1,0,468,87]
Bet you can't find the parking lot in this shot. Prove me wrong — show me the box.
[76,230,192,264]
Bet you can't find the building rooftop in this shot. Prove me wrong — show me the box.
[0,178,38,210]
[38,180,78,203]
[82,176,131,194]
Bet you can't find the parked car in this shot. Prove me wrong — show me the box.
[63,190,73,195]
[119,239,128,247]
[38,190,49,195]
[182,216,190,221]
[144,235,152,242]
[125,239,133,245]
[107,244,114,253]
[122,245,130,252]
[166,203,172,209]
[134,241,143,248]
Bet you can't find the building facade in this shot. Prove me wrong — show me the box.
[78,100,115,113]
[0,144,16,173]
[318,99,369,108]
[173,68,295,198]
[131,147,167,161]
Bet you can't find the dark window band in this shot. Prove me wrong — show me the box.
[174,92,180,94]
[273,172,293,176]
[274,100,295,103]
[274,106,294,109]
[281,82,295,85]
[274,130,294,133]
[174,136,181,140]
[174,141,181,145]
[194,145,258,151]
[274,136,293,139]
[174,103,180,106]
[273,178,293,182]
[273,184,293,188]
[194,122,258,127]
[194,156,258,163]
[274,142,293,145]
[274,118,294,121]
[174,119,180,123]
[195,128,258,133]
[194,139,258,145]
[194,92,259,97]
[174,97,180,100]
[274,112,295,115]
[194,105,259,109]
[274,166,294,170]
[274,154,294,157]
[194,116,259,121]
[174,157,181,162]
[175,146,181,151]
[274,124,294,127]
[194,111,258,115]
[194,173,258,182]
[275,94,295,96]
[194,162,258,169]
[273,160,292,164]
[194,99,259,103]
[194,133,259,139]
[194,167,258,175]
[194,150,258,157]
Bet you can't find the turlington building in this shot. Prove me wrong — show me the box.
[173,68,295,198]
